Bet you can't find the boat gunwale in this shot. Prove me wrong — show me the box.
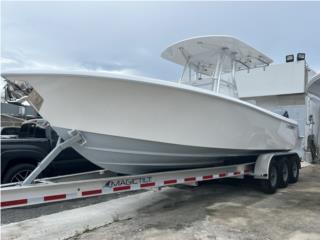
[2,70,298,126]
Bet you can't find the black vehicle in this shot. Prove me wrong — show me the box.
[1,119,101,183]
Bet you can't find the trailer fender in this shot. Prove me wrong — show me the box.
[254,153,275,179]
[253,152,299,179]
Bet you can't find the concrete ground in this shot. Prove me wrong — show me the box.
[71,164,320,240]
[2,164,320,240]
[1,189,142,225]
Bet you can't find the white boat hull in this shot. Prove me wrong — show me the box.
[3,72,299,174]
[55,127,274,174]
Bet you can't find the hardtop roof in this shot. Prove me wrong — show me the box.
[161,35,273,75]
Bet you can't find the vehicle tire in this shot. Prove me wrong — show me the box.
[2,163,36,183]
[288,157,300,184]
[277,158,289,188]
[260,160,278,194]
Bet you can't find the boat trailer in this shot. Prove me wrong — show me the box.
[0,130,301,209]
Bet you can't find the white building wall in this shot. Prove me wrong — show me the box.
[237,61,306,98]
[305,94,320,162]
[237,60,319,162]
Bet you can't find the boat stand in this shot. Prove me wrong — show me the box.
[22,130,86,186]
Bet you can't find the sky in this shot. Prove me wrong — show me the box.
[1,1,320,82]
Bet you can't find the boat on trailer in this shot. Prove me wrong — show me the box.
[2,36,299,174]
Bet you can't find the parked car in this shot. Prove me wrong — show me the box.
[1,119,101,183]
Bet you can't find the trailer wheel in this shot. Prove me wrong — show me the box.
[288,157,300,184]
[277,158,289,188]
[3,163,36,183]
[260,160,278,194]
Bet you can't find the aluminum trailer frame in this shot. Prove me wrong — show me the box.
[0,130,301,209]
[1,162,254,209]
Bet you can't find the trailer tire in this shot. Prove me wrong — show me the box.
[277,158,289,188]
[3,163,36,183]
[288,157,300,184]
[260,160,278,194]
